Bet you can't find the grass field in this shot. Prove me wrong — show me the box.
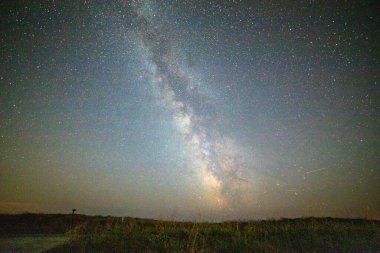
[1,214,379,252]
[49,217,380,252]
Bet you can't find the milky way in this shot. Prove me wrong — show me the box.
[131,0,252,209]
[1,0,379,219]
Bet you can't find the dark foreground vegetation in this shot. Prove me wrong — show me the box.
[1,213,379,252]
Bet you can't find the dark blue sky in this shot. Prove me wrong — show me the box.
[1,0,379,219]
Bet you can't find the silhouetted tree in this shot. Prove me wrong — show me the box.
[72,209,76,215]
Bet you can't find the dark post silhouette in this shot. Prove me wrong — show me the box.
[70,209,76,231]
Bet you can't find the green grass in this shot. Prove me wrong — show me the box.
[47,217,380,252]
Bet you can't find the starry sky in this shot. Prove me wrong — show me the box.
[1,0,379,220]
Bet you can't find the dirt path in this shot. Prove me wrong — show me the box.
[0,235,68,253]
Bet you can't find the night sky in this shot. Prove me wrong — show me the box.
[1,0,379,220]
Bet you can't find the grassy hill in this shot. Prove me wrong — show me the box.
[1,214,379,252]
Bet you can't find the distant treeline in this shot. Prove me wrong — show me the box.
[0,213,378,236]
[0,213,112,235]
[0,213,165,235]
